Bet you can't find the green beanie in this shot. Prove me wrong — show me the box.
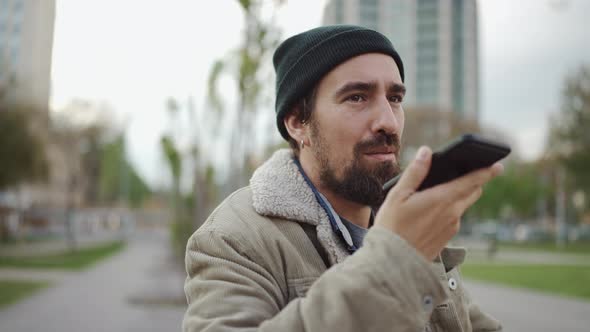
[273,25,405,141]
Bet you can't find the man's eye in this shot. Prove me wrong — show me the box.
[389,95,403,103]
[346,94,365,103]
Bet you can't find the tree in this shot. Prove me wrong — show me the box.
[160,129,190,254]
[160,135,182,203]
[208,0,284,192]
[98,136,151,207]
[0,105,48,190]
[401,105,481,162]
[0,64,48,189]
[52,100,151,208]
[50,101,151,250]
[547,65,590,214]
[467,162,551,221]
[160,2,285,256]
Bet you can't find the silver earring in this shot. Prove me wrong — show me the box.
[300,139,304,149]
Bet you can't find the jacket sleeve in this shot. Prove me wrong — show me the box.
[183,224,448,332]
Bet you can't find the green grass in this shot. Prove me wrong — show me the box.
[461,263,590,300]
[498,241,590,254]
[0,280,49,308]
[0,241,126,270]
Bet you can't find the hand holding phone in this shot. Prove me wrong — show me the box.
[382,134,511,192]
[375,142,506,260]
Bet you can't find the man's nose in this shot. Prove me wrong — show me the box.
[371,96,400,135]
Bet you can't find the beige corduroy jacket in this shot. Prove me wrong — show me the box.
[183,149,502,332]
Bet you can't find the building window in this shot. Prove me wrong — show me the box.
[359,0,378,30]
[416,0,439,104]
[452,0,464,115]
[0,0,9,12]
[360,0,378,7]
[10,44,17,65]
[11,22,20,35]
[334,0,344,23]
[13,0,23,12]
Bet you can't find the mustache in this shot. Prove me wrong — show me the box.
[355,132,401,153]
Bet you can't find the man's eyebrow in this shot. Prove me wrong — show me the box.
[388,83,406,95]
[333,81,377,98]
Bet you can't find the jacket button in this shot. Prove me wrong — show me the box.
[422,295,433,312]
[448,278,458,290]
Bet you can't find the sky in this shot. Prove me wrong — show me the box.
[50,0,590,188]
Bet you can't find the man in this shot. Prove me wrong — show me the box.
[183,25,503,332]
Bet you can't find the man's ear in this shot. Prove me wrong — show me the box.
[284,109,308,145]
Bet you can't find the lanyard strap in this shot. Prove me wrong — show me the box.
[293,158,358,253]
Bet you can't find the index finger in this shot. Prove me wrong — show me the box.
[423,162,504,201]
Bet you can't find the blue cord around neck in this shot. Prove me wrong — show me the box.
[293,157,358,253]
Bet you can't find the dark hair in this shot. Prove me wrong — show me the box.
[286,87,317,155]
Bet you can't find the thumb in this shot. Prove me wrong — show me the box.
[395,146,432,193]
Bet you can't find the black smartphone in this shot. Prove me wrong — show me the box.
[382,134,511,192]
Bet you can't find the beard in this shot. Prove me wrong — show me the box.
[310,123,402,207]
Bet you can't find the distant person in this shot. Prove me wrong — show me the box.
[488,233,499,260]
[183,25,503,332]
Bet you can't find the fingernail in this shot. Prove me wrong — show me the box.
[416,146,429,161]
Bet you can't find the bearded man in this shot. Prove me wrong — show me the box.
[183,25,503,332]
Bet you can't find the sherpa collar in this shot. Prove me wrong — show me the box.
[250,149,349,264]
[249,149,468,268]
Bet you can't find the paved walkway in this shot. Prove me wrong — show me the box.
[454,239,590,266]
[0,268,74,282]
[0,228,186,332]
[2,229,589,331]
[466,249,590,265]
[465,280,590,331]
[0,232,126,257]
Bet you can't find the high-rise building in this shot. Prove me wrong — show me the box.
[323,0,479,121]
[0,0,56,110]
